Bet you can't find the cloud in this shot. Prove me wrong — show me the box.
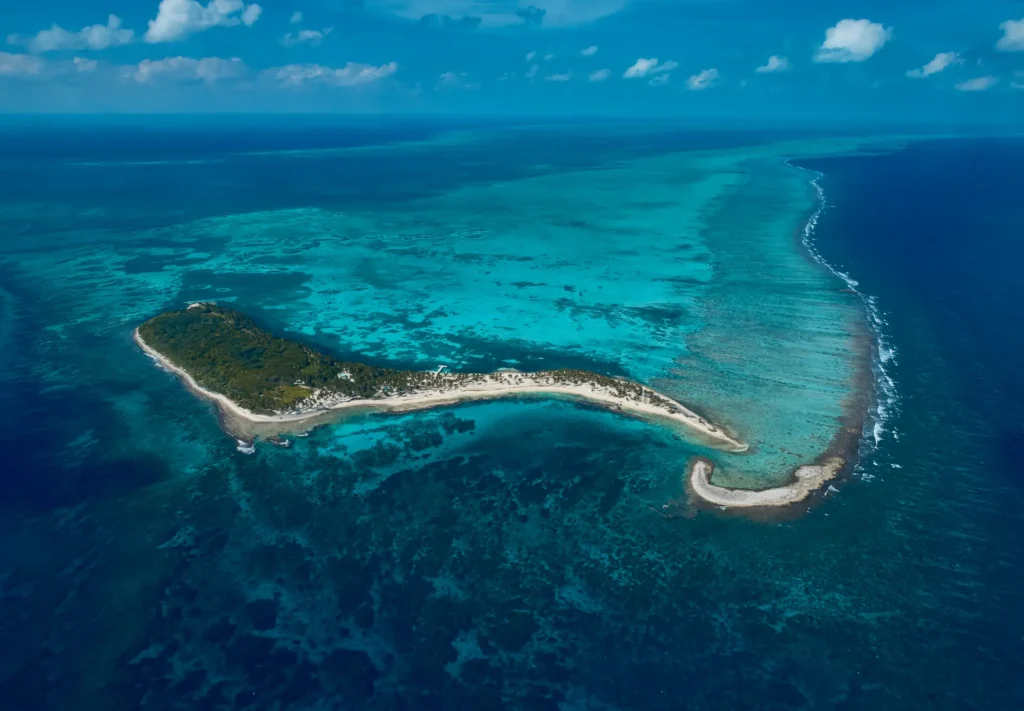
[516,6,546,26]
[544,53,555,61]
[955,75,997,91]
[815,19,891,63]
[997,19,1024,51]
[0,51,45,76]
[755,55,789,73]
[366,1,627,29]
[525,51,536,62]
[1014,71,1024,90]
[265,61,399,87]
[648,73,669,86]
[241,5,262,25]
[623,58,677,79]
[73,57,99,73]
[146,0,263,43]
[589,68,610,82]
[8,15,134,53]
[290,11,303,24]
[906,52,961,78]
[282,28,333,46]
[417,14,482,30]
[525,64,539,79]
[126,56,247,83]
[687,67,719,90]
[437,71,479,88]
[545,71,571,81]
[0,52,115,79]
[580,45,598,57]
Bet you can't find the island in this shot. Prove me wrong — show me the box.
[687,457,841,508]
[135,303,747,449]
[136,303,844,510]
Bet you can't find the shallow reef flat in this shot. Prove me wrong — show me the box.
[4,131,886,499]
[151,137,877,493]
[0,125,946,711]
[4,128,1023,711]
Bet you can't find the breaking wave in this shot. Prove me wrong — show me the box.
[791,164,900,464]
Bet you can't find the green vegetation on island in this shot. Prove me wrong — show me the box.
[138,303,685,417]
[138,304,435,414]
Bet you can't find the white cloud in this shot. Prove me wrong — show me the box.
[1014,71,1024,90]
[545,71,571,81]
[997,19,1024,51]
[525,51,536,62]
[906,52,961,78]
[127,56,247,83]
[589,68,610,82]
[0,51,45,76]
[525,63,539,79]
[687,67,719,90]
[146,0,263,43]
[290,11,303,24]
[241,4,262,26]
[366,0,628,29]
[815,19,891,63]
[624,58,657,78]
[623,58,677,79]
[8,15,134,53]
[755,55,789,73]
[580,45,598,57]
[0,52,115,79]
[73,57,99,73]
[282,28,332,47]
[265,61,399,87]
[648,73,669,86]
[543,53,555,61]
[955,75,997,91]
[437,71,479,89]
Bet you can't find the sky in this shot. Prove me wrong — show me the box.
[1,0,1023,124]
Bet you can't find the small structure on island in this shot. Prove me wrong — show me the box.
[435,365,448,375]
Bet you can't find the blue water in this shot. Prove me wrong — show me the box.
[0,122,1021,709]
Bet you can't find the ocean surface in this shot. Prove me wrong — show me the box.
[0,120,1021,709]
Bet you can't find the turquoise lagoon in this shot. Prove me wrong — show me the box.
[5,128,880,489]
[4,122,999,709]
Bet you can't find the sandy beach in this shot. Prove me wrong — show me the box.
[688,457,842,508]
[134,328,748,453]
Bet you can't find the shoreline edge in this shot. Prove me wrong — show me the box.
[133,327,748,453]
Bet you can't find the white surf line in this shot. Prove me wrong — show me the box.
[788,160,899,455]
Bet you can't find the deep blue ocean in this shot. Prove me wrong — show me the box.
[0,121,1021,710]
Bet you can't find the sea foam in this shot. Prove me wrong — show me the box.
[789,163,900,462]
